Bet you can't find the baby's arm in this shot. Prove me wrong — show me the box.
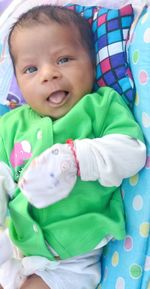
[0,162,17,265]
[0,162,16,225]
[74,90,146,187]
[0,162,25,288]
[74,135,146,187]
[18,134,146,208]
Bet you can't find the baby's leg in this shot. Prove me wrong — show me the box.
[20,274,50,289]
[0,275,50,289]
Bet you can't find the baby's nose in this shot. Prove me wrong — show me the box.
[40,65,62,83]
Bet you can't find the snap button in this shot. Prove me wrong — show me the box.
[33,224,38,233]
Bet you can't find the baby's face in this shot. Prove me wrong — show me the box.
[11,20,95,118]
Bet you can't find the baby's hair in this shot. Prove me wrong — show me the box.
[8,5,96,69]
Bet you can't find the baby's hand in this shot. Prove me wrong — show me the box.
[18,144,77,208]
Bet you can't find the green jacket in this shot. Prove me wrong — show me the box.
[0,88,144,260]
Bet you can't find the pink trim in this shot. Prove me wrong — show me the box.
[66,139,80,176]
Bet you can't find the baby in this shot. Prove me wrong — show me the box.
[0,5,146,289]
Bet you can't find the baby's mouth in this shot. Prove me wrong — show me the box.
[47,91,69,105]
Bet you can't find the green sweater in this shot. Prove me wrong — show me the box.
[0,88,144,260]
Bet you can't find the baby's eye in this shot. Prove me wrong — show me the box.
[57,57,72,65]
[24,66,37,74]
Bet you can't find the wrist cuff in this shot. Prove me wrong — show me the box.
[66,139,80,176]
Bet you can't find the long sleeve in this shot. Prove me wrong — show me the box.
[75,134,146,187]
[0,138,20,268]
[0,160,18,266]
[0,161,16,226]
[0,132,17,226]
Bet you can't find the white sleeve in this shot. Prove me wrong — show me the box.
[0,228,23,266]
[0,162,16,226]
[74,134,146,187]
[0,230,13,265]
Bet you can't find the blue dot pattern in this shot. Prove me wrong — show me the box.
[99,7,150,289]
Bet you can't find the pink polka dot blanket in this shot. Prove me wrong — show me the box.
[0,1,149,289]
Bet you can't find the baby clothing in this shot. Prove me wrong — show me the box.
[0,87,146,288]
[19,135,145,208]
[0,249,102,289]
[19,143,77,208]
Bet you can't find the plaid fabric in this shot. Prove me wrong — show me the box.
[67,4,135,107]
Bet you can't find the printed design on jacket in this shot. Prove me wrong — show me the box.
[10,141,32,168]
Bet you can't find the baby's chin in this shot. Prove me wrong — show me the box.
[37,108,69,120]
[33,99,75,119]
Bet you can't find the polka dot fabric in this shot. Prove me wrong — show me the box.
[99,7,150,289]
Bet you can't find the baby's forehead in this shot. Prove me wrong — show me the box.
[8,9,95,67]
[10,20,84,59]
[10,17,80,42]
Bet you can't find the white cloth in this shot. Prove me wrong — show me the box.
[18,144,77,208]
[0,249,102,289]
[0,231,13,266]
[75,134,146,187]
[0,228,23,266]
[0,258,26,289]
[0,162,16,226]
[0,163,21,267]
[0,162,17,267]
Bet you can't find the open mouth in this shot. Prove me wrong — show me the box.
[47,90,69,105]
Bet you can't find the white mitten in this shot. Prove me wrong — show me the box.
[19,143,77,208]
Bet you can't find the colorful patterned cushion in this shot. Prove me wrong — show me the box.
[0,3,134,113]
[67,4,135,106]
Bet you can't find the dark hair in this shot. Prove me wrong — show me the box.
[8,5,96,69]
